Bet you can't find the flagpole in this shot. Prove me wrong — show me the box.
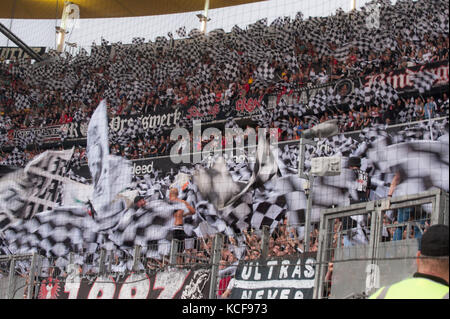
[429,118,434,140]
[198,0,211,34]
[202,0,210,33]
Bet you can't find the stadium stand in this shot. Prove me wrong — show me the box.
[0,0,448,299]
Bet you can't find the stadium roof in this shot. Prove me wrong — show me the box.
[0,0,266,19]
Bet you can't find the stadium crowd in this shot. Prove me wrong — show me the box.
[0,0,448,299]
[1,0,449,168]
[0,25,448,130]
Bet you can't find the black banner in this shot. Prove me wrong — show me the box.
[230,253,317,299]
[233,95,267,117]
[0,46,46,60]
[269,60,449,108]
[36,267,210,299]
[61,121,88,140]
[185,102,231,122]
[12,125,63,144]
[362,60,449,93]
[72,117,448,180]
[109,108,184,133]
[71,152,193,179]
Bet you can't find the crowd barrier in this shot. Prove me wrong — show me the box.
[315,188,449,298]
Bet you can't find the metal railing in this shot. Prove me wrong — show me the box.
[0,254,34,299]
[313,189,449,299]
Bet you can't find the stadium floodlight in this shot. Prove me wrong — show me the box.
[196,13,211,22]
[196,13,211,33]
[56,1,76,52]
[298,119,340,179]
[197,0,212,33]
[297,119,340,252]
[65,42,78,55]
[55,26,69,34]
[310,156,341,177]
[301,119,339,139]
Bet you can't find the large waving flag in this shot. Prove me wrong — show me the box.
[0,148,75,232]
[86,100,132,232]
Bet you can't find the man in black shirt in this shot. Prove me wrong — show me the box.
[349,156,370,204]
[384,104,397,125]
[157,136,167,155]
[149,139,158,156]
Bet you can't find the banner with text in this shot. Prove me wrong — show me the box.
[230,253,317,299]
[0,46,46,60]
[72,117,449,180]
[12,125,63,145]
[269,60,449,108]
[37,267,210,299]
[362,60,448,93]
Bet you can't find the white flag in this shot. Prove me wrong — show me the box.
[86,100,132,231]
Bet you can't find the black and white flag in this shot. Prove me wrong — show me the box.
[413,70,439,94]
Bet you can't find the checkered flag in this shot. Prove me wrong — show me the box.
[344,88,366,110]
[284,53,300,73]
[188,28,203,39]
[253,62,275,89]
[212,193,249,235]
[364,128,449,199]
[0,132,9,149]
[308,90,328,114]
[247,18,268,37]
[107,199,191,252]
[364,79,398,109]
[132,37,145,45]
[0,148,26,167]
[224,60,241,82]
[332,43,352,62]
[13,93,31,111]
[197,89,216,115]
[3,206,98,257]
[12,133,31,150]
[154,36,168,48]
[251,193,286,232]
[176,26,187,38]
[413,70,439,94]
[109,128,132,146]
[352,37,374,56]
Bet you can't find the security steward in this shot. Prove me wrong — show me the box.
[369,224,449,299]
